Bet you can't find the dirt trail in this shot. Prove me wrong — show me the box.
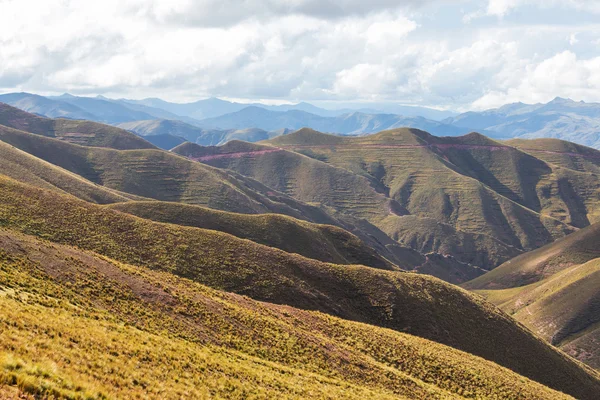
[188,143,600,162]
[190,148,283,161]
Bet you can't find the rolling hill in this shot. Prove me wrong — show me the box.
[1,174,599,398]
[465,222,600,371]
[175,128,600,281]
[107,200,395,269]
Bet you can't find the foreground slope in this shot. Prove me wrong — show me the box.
[0,229,575,399]
[1,175,599,398]
[465,222,600,370]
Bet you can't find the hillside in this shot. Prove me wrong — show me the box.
[0,123,339,223]
[464,222,600,290]
[0,140,145,204]
[1,174,600,398]
[107,200,395,269]
[0,228,579,399]
[173,140,489,281]
[464,222,600,370]
[506,138,600,174]
[0,102,155,150]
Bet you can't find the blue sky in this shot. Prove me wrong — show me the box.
[0,0,598,110]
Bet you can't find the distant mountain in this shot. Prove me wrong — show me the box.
[47,94,169,124]
[446,97,600,148]
[0,92,96,120]
[123,97,456,120]
[197,106,469,136]
[118,119,279,148]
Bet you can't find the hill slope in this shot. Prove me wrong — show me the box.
[1,174,599,398]
[176,129,598,279]
[0,228,577,399]
[107,200,394,269]
[465,222,600,370]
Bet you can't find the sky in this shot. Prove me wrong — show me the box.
[0,0,599,110]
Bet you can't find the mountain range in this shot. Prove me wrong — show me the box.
[2,101,600,398]
[3,92,600,150]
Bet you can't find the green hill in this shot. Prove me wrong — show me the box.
[0,139,145,204]
[1,174,599,398]
[464,222,600,370]
[0,102,155,150]
[0,228,579,399]
[0,123,337,223]
[173,129,598,280]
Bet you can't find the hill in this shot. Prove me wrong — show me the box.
[464,222,600,290]
[464,222,600,370]
[0,117,421,272]
[178,129,599,279]
[173,139,490,281]
[107,200,394,269]
[0,92,96,120]
[1,174,600,398]
[0,227,581,399]
[0,139,145,204]
[0,102,155,150]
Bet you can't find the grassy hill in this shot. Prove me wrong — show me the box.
[0,139,146,204]
[107,200,394,270]
[0,102,155,150]
[464,222,600,290]
[0,117,430,274]
[173,129,597,279]
[1,175,599,398]
[464,222,600,370]
[0,228,580,399]
[0,123,339,224]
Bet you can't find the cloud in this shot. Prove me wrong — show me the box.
[142,0,420,27]
[472,51,600,109]
[0,0,599,109]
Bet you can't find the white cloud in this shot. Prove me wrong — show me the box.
[0,0,599,109]
[472,51,600,109]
